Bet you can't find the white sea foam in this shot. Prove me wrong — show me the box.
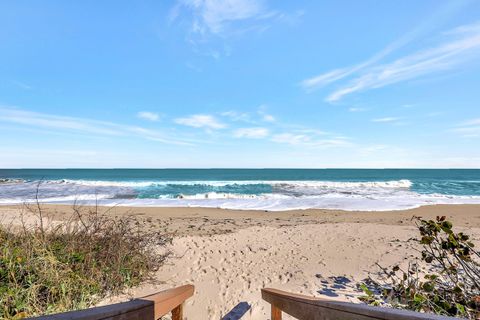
[172,192,290,200]
[100,192,480,211]
[1,178,480,211]
[3,191,477,211]
[51,179,413,189]
[0,193,114,205]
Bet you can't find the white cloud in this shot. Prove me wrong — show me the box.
[325,21,480,102]
[462,118,480,126]
[257,105,276,122]
[359,144,390,155]
[301,19,480,102]
[300,1,475,93]
[271,133,310,145]
[233,127,269,138]
[301,27,429,92]
[137,111,160,121]
[445,20,480,35]
[293,128,329,136]
[349,107,367,112]
[170,0,298,59]
[11,80,32,90]
[452,118,480,137]
[453,128,480,137]
[371,117,401,123]
[175,0,266,35]
[300,35,415,92]
[175,114,226,129]
[262,113,275,122]
[0,107,122,136]
[301,68,354,90]
[0,106,191,145]
[221,107,276,124]
[271,132,350,148]
[221,110,252,122]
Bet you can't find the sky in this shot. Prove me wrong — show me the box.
[1,0,480,168]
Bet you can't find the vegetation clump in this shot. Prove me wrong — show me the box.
[0,203,170,319]
[359,216,480,319]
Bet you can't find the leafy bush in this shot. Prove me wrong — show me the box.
[0,203,170,319]
[359,216,480,319]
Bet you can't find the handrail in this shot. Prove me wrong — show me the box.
[262,288,456,320]
[142,284,194,319]
[30,284,194,320]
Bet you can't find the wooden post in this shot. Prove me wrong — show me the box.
[172,303,183,320]
[271,304,282,320]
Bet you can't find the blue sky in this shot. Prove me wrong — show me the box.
[1,0,480,168]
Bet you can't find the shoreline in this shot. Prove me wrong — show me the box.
[1,203,479,235]
[3,196,480,212]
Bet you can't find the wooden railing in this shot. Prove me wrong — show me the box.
[30,284,194,320]
[27,284,460,319]
[262,288,455,320]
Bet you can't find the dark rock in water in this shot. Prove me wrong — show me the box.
[0,178,24,184]
[113,193,137,199]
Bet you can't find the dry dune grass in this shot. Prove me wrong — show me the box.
[0,201,170,319]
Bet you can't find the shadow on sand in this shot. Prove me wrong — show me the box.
[222,301,251,320]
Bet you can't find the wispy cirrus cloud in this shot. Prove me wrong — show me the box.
[220,105,276,124]
[301,15,480,102]
[270,127,351,148]
[371,117,401,123]
[301,1,474,92]
[452,118,480,137]
[220,107,348,147]
[11,80,32,90]
[221,107,348,147]
[137,111,160,121]
[461,118,480,126]
[271,133,310,145]
[349,107,368,112]
[221,110,252,122]
[271,132,350,148]
[257,106,275,122]
[233,127,269,138]
[172,0,266,35]
[0,106,123,136]
[170,0,302,58]
[175,114,226,129]
[326,22,480,102]
[0,106,192,145]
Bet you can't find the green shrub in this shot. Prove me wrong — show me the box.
[0,203,170,319]
[359,216,480,319]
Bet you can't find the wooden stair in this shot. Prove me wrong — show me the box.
[29,285,459,319]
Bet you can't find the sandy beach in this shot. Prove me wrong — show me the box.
[1,204,479,319]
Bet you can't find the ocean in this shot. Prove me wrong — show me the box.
[1,169,480,211]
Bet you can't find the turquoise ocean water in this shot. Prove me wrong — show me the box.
[1,169,480,211]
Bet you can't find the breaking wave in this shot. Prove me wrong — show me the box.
[1,177,480,211]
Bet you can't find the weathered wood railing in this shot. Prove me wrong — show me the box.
[262,288,456,320]
[30,284,194,320]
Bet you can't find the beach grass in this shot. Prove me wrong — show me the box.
[0,202,170,319]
